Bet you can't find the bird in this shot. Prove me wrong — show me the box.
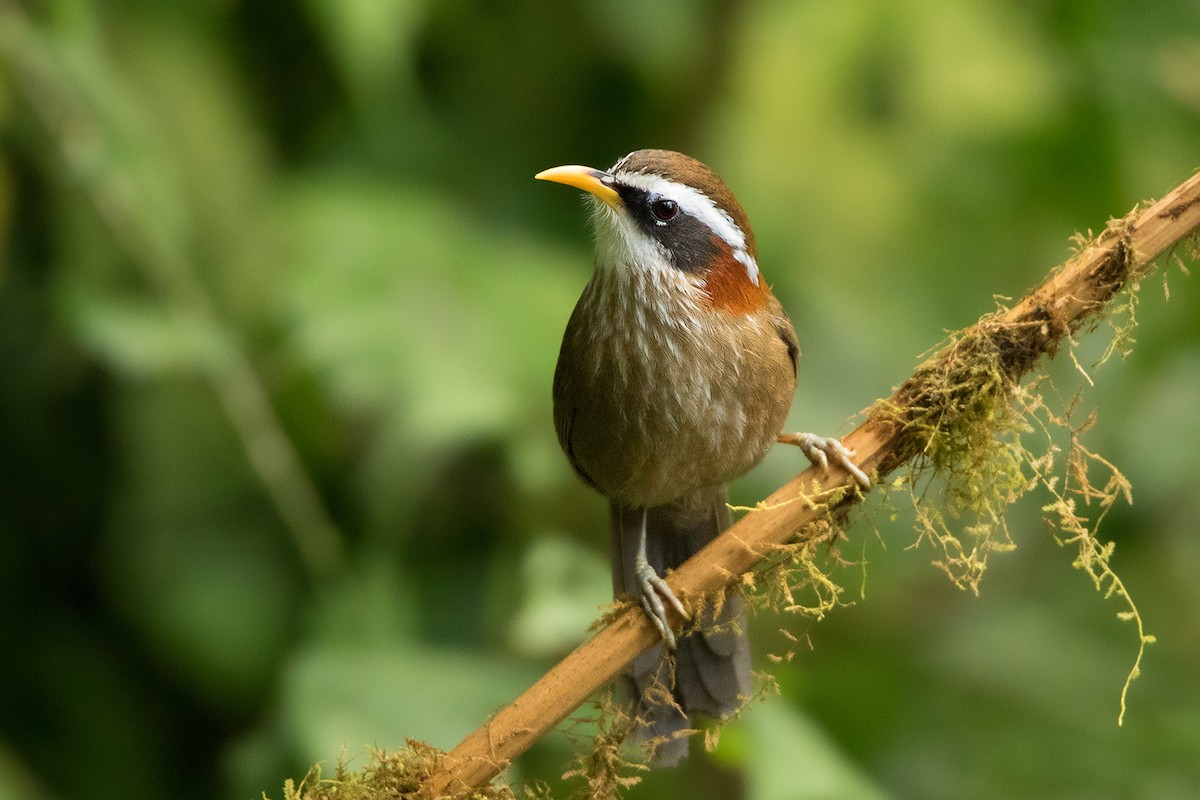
[537,149,870,765]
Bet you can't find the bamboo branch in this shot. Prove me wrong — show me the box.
[423,169,1200,797]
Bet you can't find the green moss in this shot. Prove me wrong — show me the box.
[271,743,543,800]
[877,265,1152,721]
[559,692,647,800]
[877,315,1034,593]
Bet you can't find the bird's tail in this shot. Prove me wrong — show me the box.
[610,488,751,766]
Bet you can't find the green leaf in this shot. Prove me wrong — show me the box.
[281,639,538,759]
[64,291,230,375]
[745,703,892,800]
[507,534,610,658]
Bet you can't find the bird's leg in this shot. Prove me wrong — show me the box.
[779,432,872,490]
[633,507,690,649]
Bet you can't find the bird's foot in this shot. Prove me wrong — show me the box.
[634,559,689,649]
[779,432,872,490]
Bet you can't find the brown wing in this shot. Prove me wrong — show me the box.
[774,313,799,377]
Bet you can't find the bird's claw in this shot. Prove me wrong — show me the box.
[780,432,872,490]
[635,560,689,649]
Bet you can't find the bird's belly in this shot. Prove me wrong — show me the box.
[559,323,792,507]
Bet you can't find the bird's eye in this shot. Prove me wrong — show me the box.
[650,198,679,222]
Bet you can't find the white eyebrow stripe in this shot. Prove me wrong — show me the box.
[614,171,761,286]
[732,249,760,285]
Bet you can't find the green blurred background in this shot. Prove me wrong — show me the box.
[2,1,1199,798]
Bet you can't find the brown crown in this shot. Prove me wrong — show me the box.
[610,149,758,261]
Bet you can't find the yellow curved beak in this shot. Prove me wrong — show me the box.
[535,164,622,207]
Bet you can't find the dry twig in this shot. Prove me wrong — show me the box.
[421,169,1200,798]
